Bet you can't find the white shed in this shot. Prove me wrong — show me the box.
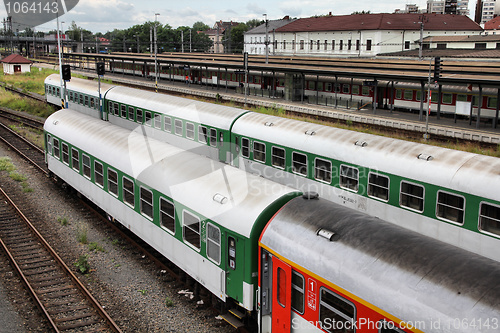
[1,54,32,74]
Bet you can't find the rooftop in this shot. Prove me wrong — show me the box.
[1,54,31,64]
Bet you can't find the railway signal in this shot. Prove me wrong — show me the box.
[96,62,105,76]
[62,65,71,81]
[434,56,441,82]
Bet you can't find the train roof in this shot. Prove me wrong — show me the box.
[232,112,500,201]
[260,196,500,332]
[44,74,116,97]
[105,86,250,130]
[44,109,300,238]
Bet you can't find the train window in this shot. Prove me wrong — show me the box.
[362,86,370,96]
[128,106,134,121]
[404,90,413,100]
[53,138,60,159]
[198,125,207,143]
[400,181,424,212]
[241,138,250,158]
[186,122,195,140]
[108,169,118,197]
[253,141,266,163]
[436,191,465,224]
[326,82,333,92]
[108,101,112,113]
[291,271,304,314]
[90,97,95,109]
[319,287,356,333]
[140,187,153,219]
[309,81,315,91]
[69,91,73,101]
[84,96,89,106]
[206,223,221,264]
[123,177,135,208]
[292,152,308,176]
[94,161,103,188]
[145,111,152,126]
[209,128,217,147]
[121,104,127,118]
[164,117,172,133]
[352,85,359,95]
[368,173,390,201]
[154,114,161,129]
[57,88,60,97]
[160,198,175,234]
[342,84,349,94]
[442,93,453,104]
[395,89,402,99]
[71,148,79,172]
[416,90,422,101]
[137,109,144,123]
[340,165,359,192]
[431,93,438,103]
[62,143,69,165]
[479,202,500,236]
[317,81,323,91]
[113,102,119,115]
[79,94,83,105]
[334,84,341,93]
[488,97,498,108]
[271,146,285,169]
[457,94,467,102]
[314,158,332,183]
[82,154,91,179]
[183,210,200,250]
[277,267,287,308]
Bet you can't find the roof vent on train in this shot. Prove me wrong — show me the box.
[213,193,228,204]
[417,153,433,161]
[264,122,274,127]
[52,120,59,125]
[317,228,336,241]
[305,130,316,136]
[354,140,368,147]
[302,192,319,200]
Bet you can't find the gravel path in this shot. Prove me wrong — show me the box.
[0,135,235,332]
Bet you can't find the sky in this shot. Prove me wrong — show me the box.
[0,0,477,34]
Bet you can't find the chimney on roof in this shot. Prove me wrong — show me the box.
[329,12,332,16]
[283,15,290,20]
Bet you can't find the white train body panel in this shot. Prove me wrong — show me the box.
[45,109,299,308]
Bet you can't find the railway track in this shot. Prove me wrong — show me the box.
[0,106,45,130]
[0,185,122,333]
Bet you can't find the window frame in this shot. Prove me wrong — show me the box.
[206,223,221,265]
[339,164,359,192]
[291,271,305,314]
[94,160,104,188]
[53,137,60,159]
[182,210,201,251]
[253,141,266,163]
[292,151,308,177]
[154,114,162,129]
[122,176,135,208]
[164,116,172,133]
[82,154,91,179]
[319,287,356,333]
[400,181,425,213]
[436,190,465,225]
[107,168,119,197]
[140,186,154,220]
[271,146,286,169]
[186,122,195,140]
[174,119,183,136]
[71,148,80,172]
[478,201,500,238]
[209,128,217,147]
[241,137,250,158]
[314,157,332,184]
[62,142,69,165]
[198,125,208,144]
[159,197,175,234]
[367,172,390,202]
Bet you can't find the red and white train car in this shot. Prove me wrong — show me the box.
[259,194,500,333]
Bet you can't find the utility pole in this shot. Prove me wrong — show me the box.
[150,26,152,57]
[189,29,192,53]
[181,30,184,53]
[418,14,427,61]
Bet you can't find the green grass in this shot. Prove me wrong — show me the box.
[74,255,90,274]
[0,157,15,172]
[76,223,88,244]
[88,241,105,252]
[0,67,57,95]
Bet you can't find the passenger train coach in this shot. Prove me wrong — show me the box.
[44,109,500,333]
[105,61,500,118]
[44,74,500,263]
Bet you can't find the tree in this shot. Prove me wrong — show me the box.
[192,21,210,32]
[229,23,248,54]
[246,19,263,29]
[351,10,371,15]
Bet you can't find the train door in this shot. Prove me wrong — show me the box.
[271,255,292,332]
[226,233,245,304]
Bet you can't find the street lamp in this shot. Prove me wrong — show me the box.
[154,13,160,93]
[263,13,269,64]
[134,34,140,53]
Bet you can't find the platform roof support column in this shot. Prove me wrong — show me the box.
[372,78,377,114]
[225,67,228,93]
[437,83,442,120]
[390,81,394,113]
[316,75,319,104]
[419,81,424,121]
[476,85,483,129]
[495,88,500,129]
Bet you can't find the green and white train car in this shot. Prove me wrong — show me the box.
[44,109,301,310]
[231,112,500,263]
